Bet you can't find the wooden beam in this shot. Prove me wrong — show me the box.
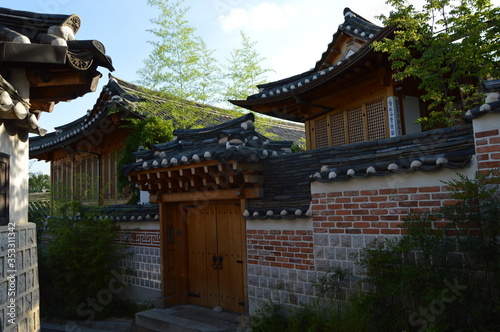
[30,101,55,113]
[159,187,263,203]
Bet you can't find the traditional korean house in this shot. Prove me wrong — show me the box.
[29,75,304,303]
[0,7,112,332]
[29,76,305,205]
[123,7,500,328]
[231,8,424,150]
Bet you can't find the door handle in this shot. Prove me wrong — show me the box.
[212,255,218,269]
[217,255,223,270]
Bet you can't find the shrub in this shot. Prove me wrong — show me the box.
[357,170,500,331]
[39,201,128,319]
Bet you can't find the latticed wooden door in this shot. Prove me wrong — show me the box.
[185,203,245,313]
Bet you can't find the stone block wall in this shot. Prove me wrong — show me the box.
[114,228,161,302]
[246,167,478,313]
[0,223,40,332]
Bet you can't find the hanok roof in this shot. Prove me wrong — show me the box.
[29,76,305,159]
[0,7,113,135]
[230,8,391,122]
[125,113,474,221]
[123,113,293,176]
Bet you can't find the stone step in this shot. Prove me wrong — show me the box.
[135,305,250,332]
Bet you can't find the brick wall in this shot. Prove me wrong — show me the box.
[246,166,479,313]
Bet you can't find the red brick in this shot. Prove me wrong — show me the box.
[479,161,500,169]
[270,241,281,246]
[490,136,500,144]
[336,197,352,203]
[381,229,401,235]
[327,216,344,222]
[344,216,361,222]
[379,188,397,195]
[353,197,369,202]
[410,194,431,200]
[344,203,360,209]
[475,138,488,146]
[363,229,380,234]
[360,203,378,209]
[327,192,342,197]
[370,196,387,202]
[329,229,345,233]
[258,230,268,234]
[302,236,313,242]
[270,262,282,267]
[354,222,370,228]
[399,201,419,207]
[283,230,294,235]
[398,188,417,194]
[315,204,327,210]
[362,215,379,221]
[344,190,360,196]
[476,154,489,161]
[390,194,408,201]
[314,227,328,233]
[379,202,397,208]
[296,230,308,235]
[360,190,378,195]
[419,186,441,192]
[432,193,452,200]
[346,229,362,234]
[475,129,499,138]
[371,222,388,228]
[371,209,388,215]
[282,263,295,269]
[491,153,500,160]
[336,209,352,216]
[320,222,335,228]
[327,203,343,209]
[336,222,353,228]
[477,145,500,154]
[419,200,441,207]
[296,265,310,270]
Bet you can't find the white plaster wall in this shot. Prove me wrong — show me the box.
[312,159,478,194]
[0,124,29,225]
[473,112,500,133]
[246,217,313,231]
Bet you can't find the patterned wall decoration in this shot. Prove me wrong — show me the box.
[114,230,161,248]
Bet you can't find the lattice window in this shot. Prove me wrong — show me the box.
[314,117,329,149]
[366,100,386,141]
[347,107,364,144]
[330,112,346,146]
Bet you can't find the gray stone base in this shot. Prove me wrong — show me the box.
[0,222,40,332]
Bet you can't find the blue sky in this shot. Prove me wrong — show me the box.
[8,0,498,173]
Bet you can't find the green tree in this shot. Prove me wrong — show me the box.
[29,172,50,193]
[137,0,222,103]
[224,31,274,106]
[373,0,500,127]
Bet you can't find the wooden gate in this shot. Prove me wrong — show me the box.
[185,202,245,313]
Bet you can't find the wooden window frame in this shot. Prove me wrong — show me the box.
[309,98,388,149]
[0,153,10,226]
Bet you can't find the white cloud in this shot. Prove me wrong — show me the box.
[219,8,248,31]
[218,2,298,32]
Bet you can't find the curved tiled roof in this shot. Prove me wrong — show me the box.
[123,113,293,175]
[30,76,305,158]
[464,81,500,119]
[238,8,384,103]
[0,6,113,136]
[0,75,45,135]
[246,124,474,220]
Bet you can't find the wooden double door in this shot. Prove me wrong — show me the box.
[185,202,245,313]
